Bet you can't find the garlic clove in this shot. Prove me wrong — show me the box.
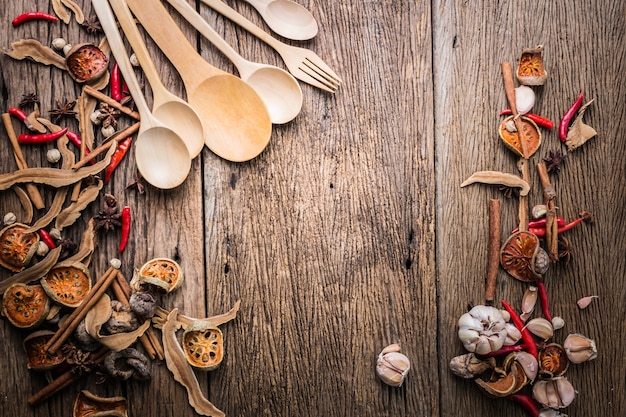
[551,316,565,330]
[576,295,599,309]
[555,377,576,408]
[525,317,553,340]
[563,333,597,363]
[503,323,522,346]
[514,351,539,381]
[376,347,410,387]
[521,286,538,321]
[515,85,536,115]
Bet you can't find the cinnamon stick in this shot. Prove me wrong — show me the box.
[2,113,45,209]
[537,162,559,261]
[45,267,119,354]
[485,199,501,304]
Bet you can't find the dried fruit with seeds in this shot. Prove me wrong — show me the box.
[23,330,66,371]
[500,231,541,282]
[65,43,108,83]
[1,283,51,329]
[183,320,224,370]
[498,115,542,159]
[516,45,548,86]
[538,343,569,378]
[135,258,184,294]
[41,263,92,308]
[0,223,40,272]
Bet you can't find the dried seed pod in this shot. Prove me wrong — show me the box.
[532,377,576,409]
[576,295,599,309]
[135,258,184,294]
[526,317,554,340]
[475,361,525,398]
[0,223,40,272]
[563,333,597,363]
[23,330,66,371]
[498,116,542,159]
[449,353,495,379]
[183,320,225,371]
[40,262,92,308]
[1,283,50,329]
[538,343,569,378]
[376,344,410,387]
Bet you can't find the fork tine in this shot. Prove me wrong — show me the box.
[305,59,342,85]
[301,59,341,88]
[296,66,338,93]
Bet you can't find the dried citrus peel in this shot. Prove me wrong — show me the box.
[461,171,530,196]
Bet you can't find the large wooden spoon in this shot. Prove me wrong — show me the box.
[165,0,302,124]
[92,0,191,189]
[108,0,205,158]
[126,0,272,162]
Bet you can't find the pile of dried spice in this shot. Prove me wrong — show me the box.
[450,46,598,416]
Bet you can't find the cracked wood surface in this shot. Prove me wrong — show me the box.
[1,1,624,416]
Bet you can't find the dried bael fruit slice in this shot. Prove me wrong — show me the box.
[137,258,184,293]
[0,223,40,272]
[516,45,548,86]
[65,43,108,83]
[1,283,51,329]
[23,330,66,371]
[500,231,541,282]
[498,116,541,159]
[182,321,224,371]
[538,343,569,378]
[475,364,519,398]
[73,390,128,417]
[41,262,92,308]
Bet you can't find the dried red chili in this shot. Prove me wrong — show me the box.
[18,128,68,144]
[501,300,538,358]
[559,91,584,142]
[38,229,57,249]
[500,109,555,130]
[105,136,133,184]
[12,12,59,27]
[118,206,131,253]
[507,392,540,417]
[8,107,28,122]
[528,212,592,237]
[110,62,123,101]
[535,279,552,322]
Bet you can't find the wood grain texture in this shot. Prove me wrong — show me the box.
[0,1,623,416]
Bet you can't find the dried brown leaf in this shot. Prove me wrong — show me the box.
[566,99,597,151]
[5,39,66,70]
[55,179,103,230]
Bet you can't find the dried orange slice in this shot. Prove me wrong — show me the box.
[41,262,92,308]
[65,43,108,83]
[1,283,51,329]
[500,231,541,282]
[516,45,548,86]
[137,258,184,293]
[498,116,541,159]
[23,330,66,371]
[0,223,40,272]
[182,321,224,371]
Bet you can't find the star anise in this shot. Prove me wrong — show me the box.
[62,341,95,376]
[558,235,572,264]
[499,184,520,199]
[95,102,120,129]
[81,15,103,34]
[544,150,567,175]
[126,171,145,194]
[58,238,78,260]
[93,194,122,233]
[18,92,39,109]
[49,99,77,124]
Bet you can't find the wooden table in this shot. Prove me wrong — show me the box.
[1,1,624,416]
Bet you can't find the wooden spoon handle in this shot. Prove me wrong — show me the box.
[125,0,221,89]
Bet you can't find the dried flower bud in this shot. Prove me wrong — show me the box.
[576,295,599,309]
[525,317,553,340]
[551,316,565,330]
[532,377,576,409]
[109,258,122,269]
[3,212,17,225]
[47,148,62,163]
[376,344,410,387]
[52,38,67,50]
[563,333,597,363]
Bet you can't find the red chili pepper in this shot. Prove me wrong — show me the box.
[480,344,524,358]
[110,62,123,101]
[526,212,593,237]
[500,109,555,130]
[8,107,28,122]
[512,217,566,234]
[119,206,131,253]
[38,229,57,249]
[559,91,584,142]
[12,12,59,27]
[507,393,540,417]
[18,127,68,144]
[105,136,133,183]
[501,300,538,358]
[536,279,552,322]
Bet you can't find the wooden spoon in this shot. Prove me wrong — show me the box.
[92,0,191,189]
[165,0,302,124]
[126,0,272,162]
[109,0,205,158]
[243,0,318,41]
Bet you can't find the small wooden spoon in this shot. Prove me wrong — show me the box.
[92,0,191,189]
[243,0,318,41]
[126,0,272,162]
[108,0,205,158]
[166,0,302,124]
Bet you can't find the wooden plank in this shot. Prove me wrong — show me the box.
[434,0,626,416]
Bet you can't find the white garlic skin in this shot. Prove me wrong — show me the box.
[457,305,507,355]
[376,345,410,387]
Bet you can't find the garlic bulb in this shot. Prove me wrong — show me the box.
[457,305,507,355]
[376,344,410,387]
